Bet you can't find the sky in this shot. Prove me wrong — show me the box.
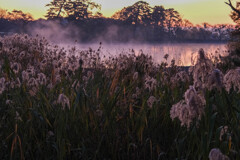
[0,0,236,25]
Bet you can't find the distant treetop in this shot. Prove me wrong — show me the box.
[0,8,34,21]
[45,0,101,20]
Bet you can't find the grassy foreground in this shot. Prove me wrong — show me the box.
[0,34,240,160]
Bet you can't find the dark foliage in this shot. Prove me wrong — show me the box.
[0,1,235,43]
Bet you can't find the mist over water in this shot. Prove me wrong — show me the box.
[23,21,227,66]
[27,20,81,44]
[63,42,228,66]
[22,20,229,66]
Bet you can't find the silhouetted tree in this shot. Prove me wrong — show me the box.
[0,8,7,19]
[151,6,166,29]
[165,8,182,38]
[202,22,212,29]
[46,0,67,18]
[111,7,127,20]
[219,0,240,69]
[112,1,152,26]
[182,19,193,28]
[46,0,101,20]
[225,0,240,24]
[10,10,34,21]
[0,8,33,21]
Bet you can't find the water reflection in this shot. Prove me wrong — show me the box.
[77,43,228,66]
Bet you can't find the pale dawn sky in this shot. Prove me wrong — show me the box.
[0,0,236,25]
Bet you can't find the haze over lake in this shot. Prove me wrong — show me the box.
[71,43,228,66]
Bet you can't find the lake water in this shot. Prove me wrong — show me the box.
[72,43,228,66]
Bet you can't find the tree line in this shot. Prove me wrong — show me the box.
[0,0,238,42]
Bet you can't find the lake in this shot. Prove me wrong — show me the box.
[66,43,228,66]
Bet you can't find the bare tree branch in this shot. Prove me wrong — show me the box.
[225,0,240,17]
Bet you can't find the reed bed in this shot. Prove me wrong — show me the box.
[0,34,239,160]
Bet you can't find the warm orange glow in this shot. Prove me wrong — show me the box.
[0,0,236,24]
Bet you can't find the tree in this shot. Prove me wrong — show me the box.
[151,6,166,29]
[165,8,182,38]
[0,8,33,21]
[10,10,34,21]
[112,1,152,26]
[65,0,101,20]
[225,0,240,24]
[220,0,240,69]
[0,8,8,19]
[46,0,101,20]
[46,0,67,19]
[202,22,212,29]
[111,7,127,20]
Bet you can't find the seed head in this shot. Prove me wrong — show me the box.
[37,73,47,85]
[209,148,229,160]
[57,94,70,110]
[224,67,240,93]
[170,86,206,128]
[147,96,156,108]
